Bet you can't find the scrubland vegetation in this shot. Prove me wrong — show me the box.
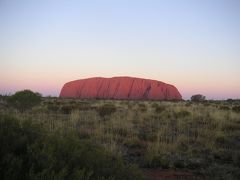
[0,93,240,179]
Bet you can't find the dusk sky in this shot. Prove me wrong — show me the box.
[1,0,240,99]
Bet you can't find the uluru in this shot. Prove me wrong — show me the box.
[60,77,182,100]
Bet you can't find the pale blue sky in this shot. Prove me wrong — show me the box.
[0,0,240,99]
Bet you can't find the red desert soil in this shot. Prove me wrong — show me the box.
[143,169,202,180]
[60,76,182,100]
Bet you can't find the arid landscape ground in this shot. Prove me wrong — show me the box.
[1,95,239,179]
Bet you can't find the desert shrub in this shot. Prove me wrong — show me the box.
[144,152,170,169]
[184,101,192,107]
[205,164,240,180]
[123,138,146,161]
[0,115,45,179]
[74,101,92,111]
[0,94,3,101]
[138,103,147,112]
[222,123,240,131]
[233,153,240,167]
[7,90,42,112]
[138,131,156,141]
[213,149,233,164]
[219,105,231,111]
[151,103,159,109]
[173,159,185,169]
[0,115,144,180]
[61,105,74,114]
[124,138,143,149]
[0,94,9,102]
[127,103,133,109]
[69,100,77,104]
[174,110,191,118]
[191,94,206,102]
[154,105,166,114]
[215,134,228,147]
[48,104,59,112]
[186,158,203,170]
[97,104,116,118]
[148,155,163,168]
[232,106,240,113]
[47,102,59,112]
[108,127,129,137]
[55,100,61,106]
[177,136,189,152]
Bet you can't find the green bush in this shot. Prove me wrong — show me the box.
[7,90,41,112]
[191,94,206,102]
[0,115,144,180]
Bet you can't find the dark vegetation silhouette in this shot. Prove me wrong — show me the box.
[0,115,144,180]
[191,94,206,102]
[7,90,42,112]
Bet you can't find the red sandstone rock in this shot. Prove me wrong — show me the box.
[59,77,182,100]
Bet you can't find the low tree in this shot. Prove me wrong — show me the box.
[191,94,206,102]
[7,90,42,112]
[0,94,9,102]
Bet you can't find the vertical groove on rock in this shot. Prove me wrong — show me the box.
[128,79,135,98]
[143,85,151,98]
[96,78,103,97]
[113,82,120,98]
[106,80,110,98]
[79,80,86,97]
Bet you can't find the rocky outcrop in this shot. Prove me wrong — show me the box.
[59,77,182,100]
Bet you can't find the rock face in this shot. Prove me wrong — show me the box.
[59,77,182,100]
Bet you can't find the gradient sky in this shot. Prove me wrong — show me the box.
[0,0,240,99]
